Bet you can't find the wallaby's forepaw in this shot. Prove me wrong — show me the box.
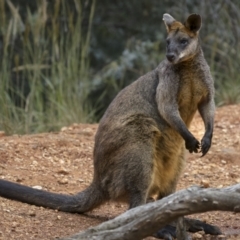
[185,137,200,154]
[154,225,176,240]
[185,218,222,235]
[200,136,211,157]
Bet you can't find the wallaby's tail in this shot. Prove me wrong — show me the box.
[0,179,104,213]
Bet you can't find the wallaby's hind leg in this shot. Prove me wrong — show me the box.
[128,171,153,209]
[129,190,148,209]
[122,146,154,209]
[153,153,221,239]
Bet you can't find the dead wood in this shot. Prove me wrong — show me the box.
[61,184,240,240]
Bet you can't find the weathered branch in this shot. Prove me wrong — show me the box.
[60,184,240,240]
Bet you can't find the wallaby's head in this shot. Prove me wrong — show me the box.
[163,13,201,64]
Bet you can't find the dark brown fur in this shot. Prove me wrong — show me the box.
[0,13,217,236]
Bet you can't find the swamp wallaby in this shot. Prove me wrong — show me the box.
[0,13,220,238]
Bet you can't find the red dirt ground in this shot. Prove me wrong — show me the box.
[0,104,240,240]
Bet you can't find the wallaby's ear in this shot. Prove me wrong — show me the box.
[185,14,201,33]
[163,13,176,32]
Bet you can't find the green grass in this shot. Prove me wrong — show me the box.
[0,0,96,134]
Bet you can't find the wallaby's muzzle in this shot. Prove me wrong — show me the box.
[166,53,176,62]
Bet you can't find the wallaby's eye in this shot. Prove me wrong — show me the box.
[180,39,188,45]
[166,39,170,45]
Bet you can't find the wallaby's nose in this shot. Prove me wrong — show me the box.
[166,53,176,62]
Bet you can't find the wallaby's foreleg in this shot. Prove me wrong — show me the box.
[157,99,200,154]
[156,82,200,154]
[198,97,215,156]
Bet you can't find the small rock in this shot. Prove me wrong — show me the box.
[57,215,61,220]
[12,222,20,228]
[229,172,237,178]
[200,179,210,188]
[32,185,43,190]
[217,235,226,239]
[58,178,68,184]
[192,170,198,175]
[16,178,24,183]
[192,232,203,239]
[32,160,38,165]
[57,167,70,175]
[81,128,93,136]
[236,179,240,183]
[29,211,36,217]
[61,126,68,132]
[12,222,19,228]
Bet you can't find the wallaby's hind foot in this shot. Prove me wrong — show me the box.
[154,225,176,240]
[185,218,222,235]
[154,217,221,239]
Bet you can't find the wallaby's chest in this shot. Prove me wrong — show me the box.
[176,69,208,125]
[177,72,207,107]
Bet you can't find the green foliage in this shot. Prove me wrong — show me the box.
[0,0,96,134]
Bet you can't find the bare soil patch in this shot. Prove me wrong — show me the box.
[0,104,240,240]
